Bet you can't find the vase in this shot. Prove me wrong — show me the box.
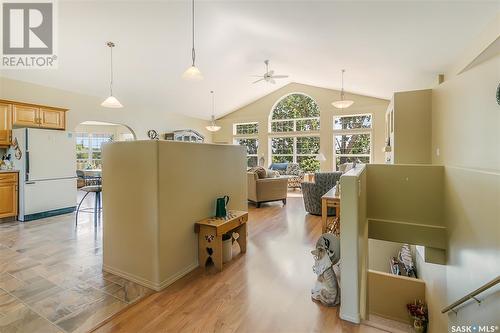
[414,323,425,333]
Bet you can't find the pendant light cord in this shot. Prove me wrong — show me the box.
[191,0,196,66]
[340,69,345,100]
[211,90,215,124]
[110,45,114,96]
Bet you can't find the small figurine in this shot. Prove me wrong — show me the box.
[311,233,341,307]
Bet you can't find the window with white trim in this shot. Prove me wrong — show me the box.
[269,94,320,172]
[233,122,259,167]
[76,133,113,169]
[234,137,259,167]
[234,122,258,135]
[333,114,372,170]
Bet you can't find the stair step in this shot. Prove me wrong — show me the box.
[363,314,415,333]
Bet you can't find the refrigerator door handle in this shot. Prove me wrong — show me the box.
[25,151,30,181]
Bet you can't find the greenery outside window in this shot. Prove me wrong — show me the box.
[333,114,372,170]
[270,93,320,133]
[234,138,259,167]
[234,122,259,167]
[270,136,320,172]
[269,93,321,172]
[76,133,113,169]
[234,122,258,135]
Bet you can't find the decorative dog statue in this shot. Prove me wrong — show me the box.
[311,233,341,307]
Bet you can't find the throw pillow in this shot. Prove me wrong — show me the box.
[286,163,301,176]
[265,169,280,178]
[248,166,267,179]
[269,163,288,175]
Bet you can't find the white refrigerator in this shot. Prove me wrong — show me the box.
[9,128,77,221]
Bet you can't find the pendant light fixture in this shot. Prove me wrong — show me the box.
[332,69,354,109]
[182,0,203,80]
[206,91,221,132]
[101,41,123,108]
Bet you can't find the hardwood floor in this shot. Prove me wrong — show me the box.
[94,197,383,333]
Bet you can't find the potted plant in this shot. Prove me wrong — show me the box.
[407,300,428,333]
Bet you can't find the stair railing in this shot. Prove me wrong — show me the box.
[441,276,500,314]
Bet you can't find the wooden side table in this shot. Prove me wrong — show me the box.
[194,210,248,271]
[321,186,340,235]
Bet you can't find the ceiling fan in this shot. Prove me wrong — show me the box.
[251,60,289,84]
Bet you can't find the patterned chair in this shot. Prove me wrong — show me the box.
[302,172,342,216]
[269,163,304,189]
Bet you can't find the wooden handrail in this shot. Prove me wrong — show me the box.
[441,276,500,313]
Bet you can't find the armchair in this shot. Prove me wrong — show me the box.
[302,172,342,215]
[247,172,288,208]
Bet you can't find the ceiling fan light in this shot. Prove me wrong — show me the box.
[332,99,354,109]
[182,65,203,81]
[101,95,123,108]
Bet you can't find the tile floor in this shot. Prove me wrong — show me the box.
[0,192,153,333]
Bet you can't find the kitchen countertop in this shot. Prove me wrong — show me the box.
[0,170,19,173]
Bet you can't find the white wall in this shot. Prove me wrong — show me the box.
[417,49,500,332]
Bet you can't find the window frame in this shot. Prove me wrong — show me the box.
[233,122,259,136]
[269,132,320,165]
[233,122,260,167]
[268,92,320,135]
[268,93,321,171]
[233,137,259,167]
[332,113,373,171]
[269,116,321,134]
[76,132,113,169]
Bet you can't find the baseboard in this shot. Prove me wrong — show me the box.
[22,206,76,221]
[103,262,199,291]
[102,265,158,290]
[156,262,199,290]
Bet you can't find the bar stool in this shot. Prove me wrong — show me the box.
[75,185,102,227]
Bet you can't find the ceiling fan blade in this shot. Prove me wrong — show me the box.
[272,75,289,79]
[253,78,265,84]
[250,75,264,77]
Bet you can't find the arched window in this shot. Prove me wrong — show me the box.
[269,93,320,172]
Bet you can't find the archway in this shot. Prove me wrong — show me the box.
[74,120,136,171]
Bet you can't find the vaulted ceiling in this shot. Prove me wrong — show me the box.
[1,0,497,119]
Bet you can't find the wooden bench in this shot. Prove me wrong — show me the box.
[194,210,248,271]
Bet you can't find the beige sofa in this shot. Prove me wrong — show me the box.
[247,172,288,208]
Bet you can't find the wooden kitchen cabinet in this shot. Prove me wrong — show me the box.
[0,172,18,219]
[2,100,68,130]
[0,103,12,130]
[0,130,12,146]
[39,108,65,129]
[12,104,39,127]
[0,103,12,146]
